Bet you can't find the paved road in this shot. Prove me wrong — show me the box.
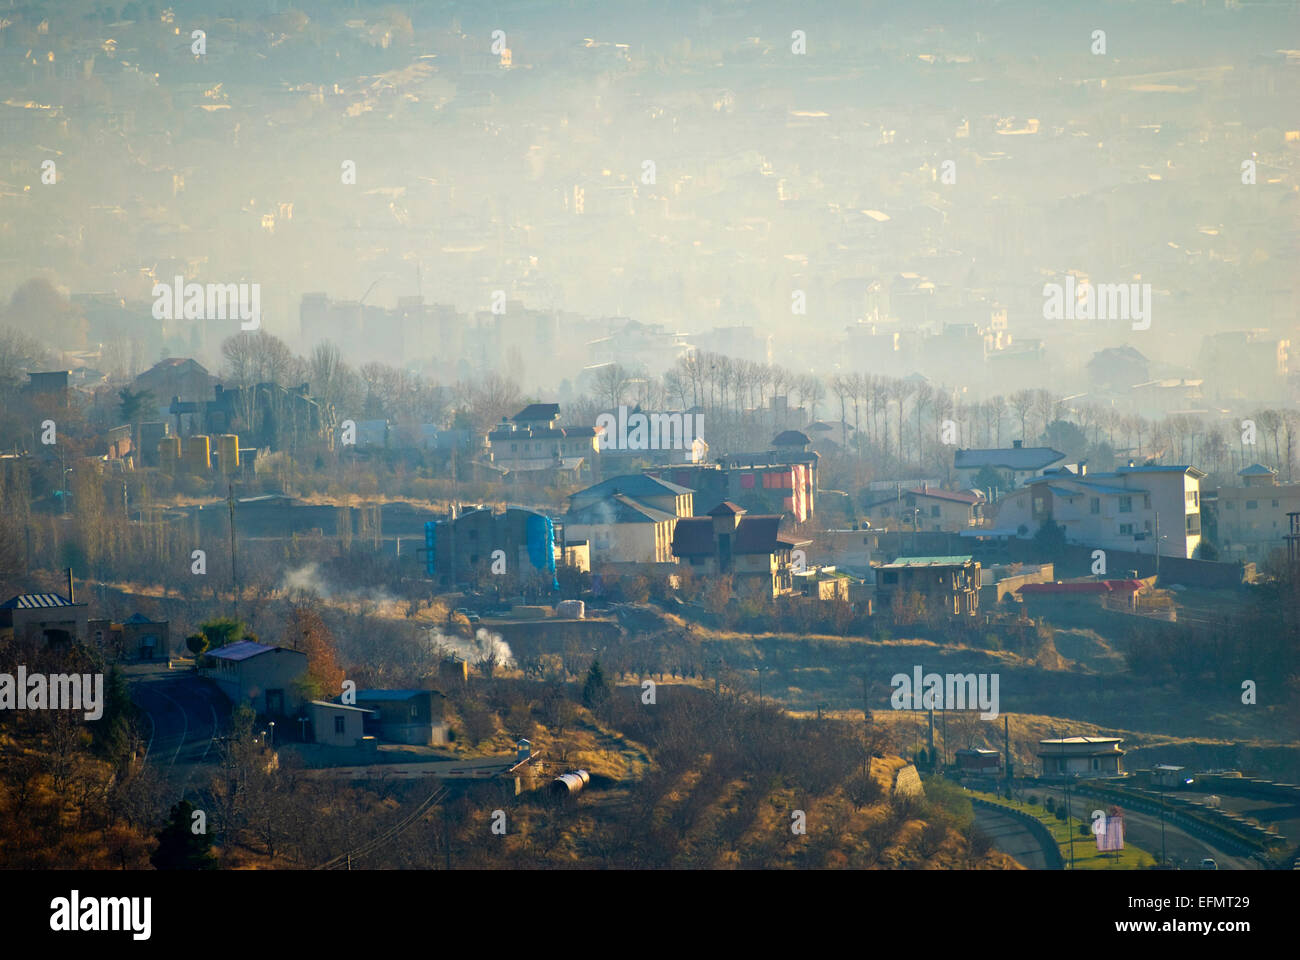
[1039,785,1259,870]
[973,803,1054,869]
[127,667,231,800]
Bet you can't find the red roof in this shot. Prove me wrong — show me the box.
[671,514,794,557]
[733,515,785,554]
[671,518,715,556]
[1018,580,1143,595]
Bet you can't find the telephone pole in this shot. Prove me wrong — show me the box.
[227,484,239,619]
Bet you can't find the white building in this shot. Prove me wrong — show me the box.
[563,474,693,565]
[1038,737,1125,778]
[989,463,1204,558]
[1214,464,1300,563]
[954,441,1066,490]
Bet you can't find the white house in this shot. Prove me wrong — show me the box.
[954,441,1066,490]
[1037,736,1125,778]
[989,463,1204,558]
[308,700,374,747]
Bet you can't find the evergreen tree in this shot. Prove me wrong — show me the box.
[91,666,137,763]
[198,617,244,649]
[151,800,218,870]
[582,659,611,710]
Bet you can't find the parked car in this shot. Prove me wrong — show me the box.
[1199,858,1218,870]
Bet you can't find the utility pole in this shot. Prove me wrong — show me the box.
[227,483,239,619]
[1159,776,1167,866]
[1066,781,1076,868]
[1154,511,1160,581]
[1003,715,1012,799]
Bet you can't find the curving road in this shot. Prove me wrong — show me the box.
[127,666,231,800]
[1037,785,1260,870]
[973,803,1055,869]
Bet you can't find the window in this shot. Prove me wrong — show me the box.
[1186,490,1199,508]
[1246,501,1258,510]
[1119,496,1133,513]
[1144,494,1152,510]
[1144,520,1152,533]
[1119,523,1134,535]
[931,506,941,518]
[1186,514,1200,535]
[334,716,345,734]
[1273,499,1280,508]
[1090,497,1100,514]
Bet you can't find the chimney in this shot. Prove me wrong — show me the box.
[66,567,74,603]
[1078,460,1087,477]
[1012,439,1022,449]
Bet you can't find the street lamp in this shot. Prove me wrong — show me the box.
[1158,773,1168,866]
[268,721,275,749]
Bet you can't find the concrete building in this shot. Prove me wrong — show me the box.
[650,438,818,523]
[423,505,576,587]
[809,527,878,575]
[309,700,374,747]
[0,592,88,645]
[1213,464,1300,563]
[671,501,808,597]
[875,555,981,616]
[564,474,693,565]
[955,747,1002,776]
[1038,736,1125,778]
[990,463,1204,558]
[88,612,172,661]
[353,689,450,745]
[201,640,308,717]
[861,484,985,532]
[485,403,600,481]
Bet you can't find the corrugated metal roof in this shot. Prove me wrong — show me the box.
[879,555,974,568]
[310,700,375,713]
[0,593,75,609]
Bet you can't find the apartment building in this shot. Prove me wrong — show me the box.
[1213,463,1300,563]
[990,463,1205,558]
